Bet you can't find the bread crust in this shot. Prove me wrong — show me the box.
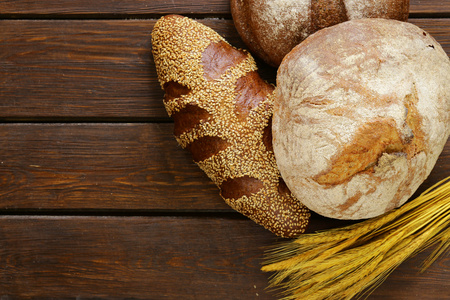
[273,19,450,219]
[231,0,410,66]
[152,15,310,237]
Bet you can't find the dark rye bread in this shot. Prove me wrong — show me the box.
[231,0,410,67]
[152,15,310,238]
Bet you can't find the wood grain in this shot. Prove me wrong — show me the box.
[0,0,231,16]
[409,0,450,15]
[0,2,449,299]
[0,19,164,120]
[0,123,448,212]
[0,19,252,120]
[0,19,449,120]
[0,0,448,16]
[0,216,276,299]
[0,123,224,210]
[0,216,448,300]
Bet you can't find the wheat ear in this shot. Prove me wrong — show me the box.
[262,176,450,300]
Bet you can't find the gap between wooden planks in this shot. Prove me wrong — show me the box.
[0,0,448,16]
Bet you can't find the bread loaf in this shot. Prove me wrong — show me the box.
[152,15,310,237]
[231,0,410,66]
[273,18,450,220]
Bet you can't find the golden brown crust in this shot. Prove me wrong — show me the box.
[314,119,405,186]
[152,15,310,237]
[231,0,410,67]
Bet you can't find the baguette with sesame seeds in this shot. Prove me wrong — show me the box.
[151,15,310,238]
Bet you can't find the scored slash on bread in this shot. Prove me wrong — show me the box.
[151,14,310,238]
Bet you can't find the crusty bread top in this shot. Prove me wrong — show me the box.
[231,0,410,66]
[273,18,450,219]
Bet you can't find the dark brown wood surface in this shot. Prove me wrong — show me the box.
[0,216,449,299]
[0,123,448,212]
[1,19,449,121]
[0,1,449,299]
[0,0,448,16]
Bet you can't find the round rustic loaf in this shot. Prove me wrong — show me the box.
[272,19,450,220]
[231,0,410,67]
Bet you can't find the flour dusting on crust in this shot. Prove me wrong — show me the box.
[273,19,450,219]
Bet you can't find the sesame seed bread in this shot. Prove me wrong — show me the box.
[231,0,409,67]
[152,15,310,237]
[273,19,450,220]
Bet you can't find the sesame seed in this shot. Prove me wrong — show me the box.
[152,15,310,238]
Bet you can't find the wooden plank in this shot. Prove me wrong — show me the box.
[0,216,277,299]
[0,19,164,120]
[0,216,449,299]
[0,19,253,121]
[0,0,231,16]
[0,123,448,211]
[0,123,226,210]
[0,0,448,16]
[409,0,450,15]
[1,19,449,120]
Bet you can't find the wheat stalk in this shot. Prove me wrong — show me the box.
[262,176,450,300]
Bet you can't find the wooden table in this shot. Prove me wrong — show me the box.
[0,1,449,299]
